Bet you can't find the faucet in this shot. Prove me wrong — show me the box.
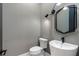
[61,37,65,43]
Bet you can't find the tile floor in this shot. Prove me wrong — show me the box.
[18,51,50,56]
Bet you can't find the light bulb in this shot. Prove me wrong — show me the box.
[63,7,68,10]
[56,3,62,6]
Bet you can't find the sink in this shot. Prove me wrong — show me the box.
[49,40,78,56]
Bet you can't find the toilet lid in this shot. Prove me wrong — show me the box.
[39,38,48,41]
[29,46,43,54]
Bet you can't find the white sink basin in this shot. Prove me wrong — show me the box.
[49,40,78,56]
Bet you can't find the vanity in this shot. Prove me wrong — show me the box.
[49,40,78,56]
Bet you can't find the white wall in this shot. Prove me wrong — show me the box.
[3,3,40,56]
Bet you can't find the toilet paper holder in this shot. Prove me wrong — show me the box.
[0,49,7,55]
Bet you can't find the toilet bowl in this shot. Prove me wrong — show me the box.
[29,38,48,56]
[29,46,44,56]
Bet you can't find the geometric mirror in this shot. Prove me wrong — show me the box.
[55,5,77,34]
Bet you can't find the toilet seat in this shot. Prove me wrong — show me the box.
[29,46,43,55]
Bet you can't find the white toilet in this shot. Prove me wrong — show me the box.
[29,38,48,56]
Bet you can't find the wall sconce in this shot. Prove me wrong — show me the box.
[44,3,62,18]
[56,3,62,6]
[63,7,68,10]
[45,9,55,18]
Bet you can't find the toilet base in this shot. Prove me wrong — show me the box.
[18,51,50,56]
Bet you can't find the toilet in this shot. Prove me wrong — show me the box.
[29,38,48,56]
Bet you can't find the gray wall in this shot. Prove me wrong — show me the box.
[3,3,40,56]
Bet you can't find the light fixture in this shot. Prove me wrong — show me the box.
[63,7,68,10]
[56,3,62,6]
[45,14,49,18]
[45,3,62,18]
[51,9,55,14]
[45,9,55,18]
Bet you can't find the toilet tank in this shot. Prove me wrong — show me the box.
[39,38,48,49]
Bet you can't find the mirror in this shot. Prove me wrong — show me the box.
[55,5,77,34]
